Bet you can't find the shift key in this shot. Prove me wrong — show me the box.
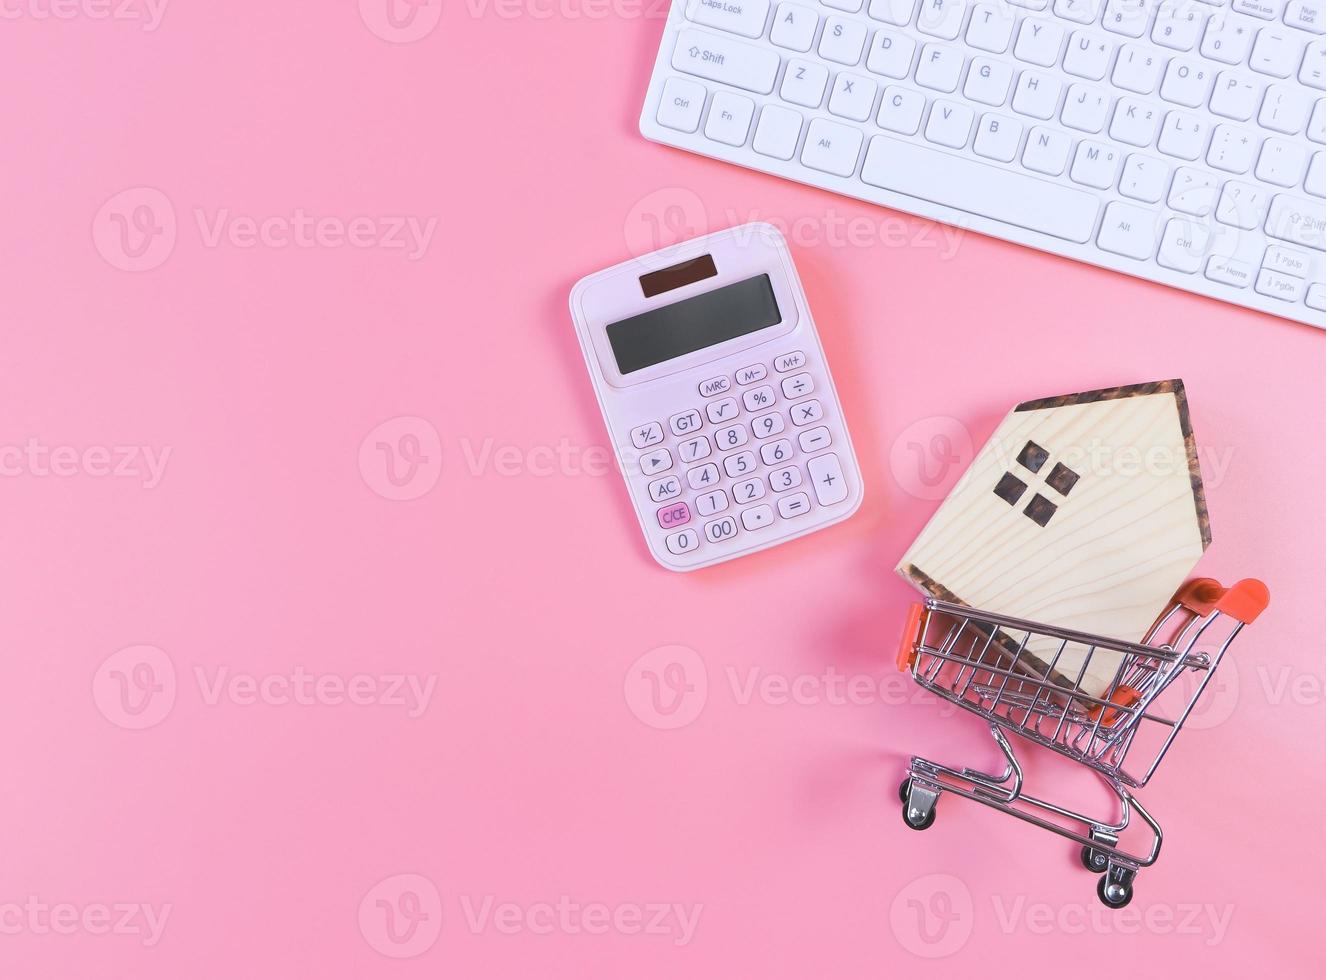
[672,29,779,95]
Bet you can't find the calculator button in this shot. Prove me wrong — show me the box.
[706,397,739,424]
[732,478,766,504]
[798,426,832,453]
[774,351,807,372]
[678,435,713,463]
[687,462,721,490]
[640,449,674,476]
[742,385,776,412]
[807,453,848,505]
[631,421,664,449]
[705,515,740,543]
[666,528,701,555]
[790,399,824,426]
[695,488,730,515]
[699,376,731,397]
[736,363,768,385]
[657,502,692,529]
[760,439,794,466]
[751,411,784,438]
[723,450,758,478]
[781,373,815,399]
[777,492,812,518]
[714,424,749,451]
[670,409,703,436]
[769,465,802,492]
[648,475,683,502]
[741,504,775,531]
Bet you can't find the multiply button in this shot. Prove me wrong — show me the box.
[736,363,768,385]
[699,376,731,397]
[807,453,848,505]
[791,399,824,426]
[631,421,664,449]
[774,351,806,372]
[657,502,691,529]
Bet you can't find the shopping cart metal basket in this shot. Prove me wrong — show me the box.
[894,577,1269,908]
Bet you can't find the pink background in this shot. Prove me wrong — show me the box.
[2,3,1323,977]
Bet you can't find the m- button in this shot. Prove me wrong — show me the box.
[774,351,806,372]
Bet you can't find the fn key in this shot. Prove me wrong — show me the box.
[807,454,848,506]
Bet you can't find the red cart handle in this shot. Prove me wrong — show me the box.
[1174,578,1270,625]
[896,602,926,672]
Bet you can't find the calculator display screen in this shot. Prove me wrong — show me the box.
[606,274,781,375]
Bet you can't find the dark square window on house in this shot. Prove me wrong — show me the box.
[1046,462,1080,496]
[993,472,1028,506]
[1023,493,1058,527]
[1016,440,1050,473]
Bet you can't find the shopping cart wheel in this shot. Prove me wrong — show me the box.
[899,779,939,831]
[1080,845,1109,874]
[898,778,911,804]
[1097,874,1134,909]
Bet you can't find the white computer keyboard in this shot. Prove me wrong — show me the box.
[639,0,1326,329]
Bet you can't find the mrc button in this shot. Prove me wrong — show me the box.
[699,375,731,397]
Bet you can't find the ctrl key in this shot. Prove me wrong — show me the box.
[657,77,706,133]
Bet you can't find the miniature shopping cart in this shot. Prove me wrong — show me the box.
[894,577,1269,909]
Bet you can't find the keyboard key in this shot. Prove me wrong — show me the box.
[774,351,807,371]
[974,113,1022,161]
[1303,40,1326,89]
[1054,0,1103,25]
[631,421,664,449]
[649,475,683,502]
[1255,268,1305,300]
[705,516,741,543]
[861,134,1101,242]
[807,453,849,505]
[1012,70,1062,118]
[1210,71,1259,120]
[1097,200,1159,259]
[1060,84,1110,132]
[926,100,976,148]
[657,502,692,529]
[791,399,825,426]
[1201,14,1254,66]
[823,0,863,10]
[965,59,1013,107]
[829,72,878,121]
[741,504,775,531]
[1310,100,1326,142]
[1070,141,1123,188]
[1014,19,1065,67]
[678,435,713,463]
[751,411,786,438]
[1256,137,1308,187]
[695,488,730,515]
[733,478,767,504]
[687,0,772,37]
[966,2,1015,53]
[715,423,750,451]
[769,465,804,492]
[761,439,795,465]
[1307,152,1326,196]
[706,397,740,424]
[802,117,863,176]
[743,384,776,410]
[868,0,920,25]
[1287,0,1326,33]
[1157,216,1212,272]
[819,16,868,64]
[753,104,803,159]
[1264,244,1311,278]
[781,372,815,398]
[670,408,703,435]
[1119,153,1170,202]
[866,30,916,78]
[1159,58,1213,107]
[1250,29,1301,78]
[782,58,830,107]
[665,528,701,555]
[657,77,706,132]
[1307,283,1326,309]
[878,85,926,133]
[798,426,834,452]
[1064,31,1115,79]
[1206,125,1259,173]
[641,449,675,476]
[916,43,964,91]
[1265,194,1326,250]
[687,462,721,489]
[1232,0,1280,18]
[736,363,767,384]
[1103,0,1149,38]
[1168,167,1219,215]
[1216,181,1271,229]
[1157,111,1207,160]
[777,492,813,518]
[1113,43,1165,95]
[699,375,731,397]
[1151,0,1207,51]
[1206,255,1256,288]
[1023,126,1072,175]
[917,0,968,40]
[771,2,819,51]
[1259,84,1313,134]
[705,91,755,146]
[673,29,780,94]
[1110,96,1162,146]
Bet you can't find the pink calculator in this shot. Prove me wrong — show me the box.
[569,223,864,571]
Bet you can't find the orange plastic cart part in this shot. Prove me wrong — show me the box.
[1087,685,1142,728]
[1174,578,1270,625]
[896,602,926,672]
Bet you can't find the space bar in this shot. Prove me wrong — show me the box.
[861,136,1099,244]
